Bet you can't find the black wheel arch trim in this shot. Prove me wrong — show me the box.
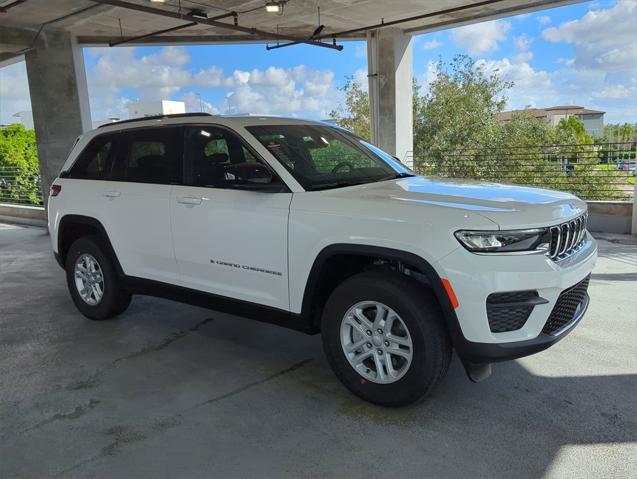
[301,243,463,336]
[56,215,124,276]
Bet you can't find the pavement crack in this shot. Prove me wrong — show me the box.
[53,358,310,476]
[192,358,313,410]
[113,316,216,365]
[21,399,101,433]
[65,316,216,391]
[189,316,216,332]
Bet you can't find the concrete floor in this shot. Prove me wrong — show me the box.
[1,222,635,479]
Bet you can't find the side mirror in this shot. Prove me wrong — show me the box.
[225,163,285,192]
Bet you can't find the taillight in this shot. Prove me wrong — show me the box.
[50,184,62,197]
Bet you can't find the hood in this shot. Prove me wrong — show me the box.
[324,176,586,229]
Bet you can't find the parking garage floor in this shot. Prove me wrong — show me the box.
[1,222,635,478]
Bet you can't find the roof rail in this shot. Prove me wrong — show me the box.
[98,112,212,128]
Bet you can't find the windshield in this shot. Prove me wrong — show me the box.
[245,124,414,190]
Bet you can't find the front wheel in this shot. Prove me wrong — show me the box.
[321,271,451,407]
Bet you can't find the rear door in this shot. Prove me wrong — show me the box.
[170,125,291,310]
[104,127,182,283]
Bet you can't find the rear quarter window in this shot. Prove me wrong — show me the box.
[68,134,117,180]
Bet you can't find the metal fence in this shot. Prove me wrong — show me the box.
[0,166,43,206]
[413,142,636,201]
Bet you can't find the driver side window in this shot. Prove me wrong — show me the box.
[184,126,276,189]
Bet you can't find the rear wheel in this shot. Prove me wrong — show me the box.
[65,236,131,320]
[321,271,451,407]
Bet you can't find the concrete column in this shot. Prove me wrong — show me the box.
[367,28,413,168]
[25,28,91,204]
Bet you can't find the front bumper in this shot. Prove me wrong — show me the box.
[456,291,589,364]
[437,234,597,364]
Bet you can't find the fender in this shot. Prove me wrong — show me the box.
[301,244,462,335]
[301,243,495,381]
[56,215,124,276]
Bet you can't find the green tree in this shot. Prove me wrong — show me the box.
[603,123,637,143]
[555,116,593,145]
[413,55,512,177]
[0,124,41,205]
[328,55,626,200]
[328,76,371,140]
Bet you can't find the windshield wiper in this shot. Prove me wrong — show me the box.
[306,181,365,191]
[383,172,416,180]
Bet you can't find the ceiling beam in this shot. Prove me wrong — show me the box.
[325,0,507,38]
[403,0,584,35]
[90,0,343,51]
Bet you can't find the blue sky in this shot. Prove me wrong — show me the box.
[1,0,636,125]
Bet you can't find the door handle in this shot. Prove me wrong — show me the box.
[177,196,203,205]
[103,190,121,198]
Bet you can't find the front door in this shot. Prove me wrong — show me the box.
[170,125,291,310]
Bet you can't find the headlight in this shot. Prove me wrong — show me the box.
[454,229,549,253]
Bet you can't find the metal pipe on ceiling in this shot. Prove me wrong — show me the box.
[109,21,198,46]
[325,0,507,38]
[0,0,27,14]
[266,24,324,51]
[90,0,344,51]
[108,11,236,46]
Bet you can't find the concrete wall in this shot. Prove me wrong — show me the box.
[587,201,633,235]
[0,204,47,228]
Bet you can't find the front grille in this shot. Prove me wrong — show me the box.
[548,213,588,261]
[487,290,538,332]
[542,275,590,336]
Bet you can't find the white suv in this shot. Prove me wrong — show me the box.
[48,113,597,406]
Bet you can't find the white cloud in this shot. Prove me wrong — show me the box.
[220,65,338,118]
[84,46,341,121]
[470,54,636,124]
[87,46,193,101]
[476,57,554,108]
[422,39,442,51]
[354,43,367,58]
[179,91,219,114]
[353,67,368,92]
[194,66,231,88]
[542,0,637,72]
[451,20,511,55]
[514,51,534,63]
[0,61,32,125]
[513,34,532,52]
[591,83,637,100]
[537,15,551,25]
[512,34,533,63]
[416,60,439,90]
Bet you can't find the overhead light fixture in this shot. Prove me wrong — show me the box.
[265,1,288,14]
[149,0,166,3]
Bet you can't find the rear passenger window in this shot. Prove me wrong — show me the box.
[115,128,182,184]
[69,134,116,180]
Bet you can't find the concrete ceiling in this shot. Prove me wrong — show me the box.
[1,0,581,54]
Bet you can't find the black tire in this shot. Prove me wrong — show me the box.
[321,270,451,407]
[65,235,131,320]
